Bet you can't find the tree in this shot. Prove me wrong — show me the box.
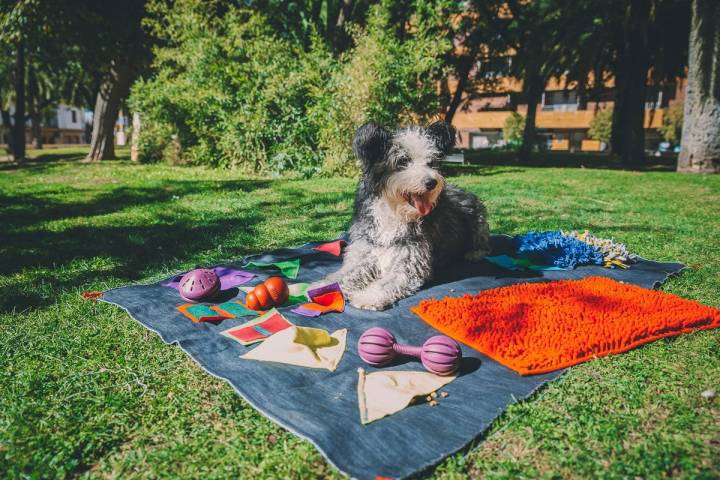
[677,0,720,173]
[81,1,151,161]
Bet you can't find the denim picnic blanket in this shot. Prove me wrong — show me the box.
[101,235,684,479]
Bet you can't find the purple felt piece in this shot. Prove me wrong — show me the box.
[213,267,256,289]
[162,267,255,290]
[290,305,323,317]
[306,282,341,299]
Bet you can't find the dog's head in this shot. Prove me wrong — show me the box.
[353,121,455,222]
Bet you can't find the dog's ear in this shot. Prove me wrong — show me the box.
[426,121,456,155]
[353,122,391,169]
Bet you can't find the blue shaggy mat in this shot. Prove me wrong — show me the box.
[101,235,684,479]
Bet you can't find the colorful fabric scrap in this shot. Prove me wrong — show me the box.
[81,291,104,300]
[313,240,347,257]
[211,301,257,317]
[162,267,255,290]
[411,276,720,375]
[221,308,294,345]
[241,325,347,371]
[484,254,566,271]
[243,258,300,279]
[286,282,311,305]
[357,368,456,424]
[563,230,638,268]
[177,303,233,323]
[291,282,345,317]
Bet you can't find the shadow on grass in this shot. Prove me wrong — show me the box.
[1,177,355,313]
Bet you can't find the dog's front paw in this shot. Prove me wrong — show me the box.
[348,290,388,311]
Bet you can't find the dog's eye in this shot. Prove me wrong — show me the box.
[395,155,411,168]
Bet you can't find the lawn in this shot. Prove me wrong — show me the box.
[1,148,718,479]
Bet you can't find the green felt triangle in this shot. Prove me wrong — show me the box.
[245,258,300,279]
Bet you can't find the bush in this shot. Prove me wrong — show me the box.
[318,6,448,175]
[588,107,613,144]
[131,0,448,177]
[658,105,683,145]
[503,112,525,145]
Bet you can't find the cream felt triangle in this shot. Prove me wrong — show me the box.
[357,368,456,424]
[241,325,347,372]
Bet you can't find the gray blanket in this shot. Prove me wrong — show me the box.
[101,235,684,479]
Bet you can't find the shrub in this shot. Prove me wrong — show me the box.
[588,107,613,144]
[658,105,683,145]
[131,0,448,177]
[503,112,525,145]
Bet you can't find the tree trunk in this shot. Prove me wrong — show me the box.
[86,61,131,161]
[130,112,141,162]
[27,67,42,149]
[333,0,354,53]
[677,0,720,173]
[11,39,26,162]
[1,109,12,152]
[611,0,651,166]
[519,72,544,161]
[444,58,472,124]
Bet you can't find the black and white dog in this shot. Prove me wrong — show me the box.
[326,121,490,310]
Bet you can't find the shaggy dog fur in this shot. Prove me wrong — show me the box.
[326,121,490,310]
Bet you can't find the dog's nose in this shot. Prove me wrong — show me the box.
[424,178,438,191]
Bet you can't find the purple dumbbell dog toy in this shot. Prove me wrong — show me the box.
[358,327,462,376]
[178,268,221,302]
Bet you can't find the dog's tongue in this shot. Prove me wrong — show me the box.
[411,193,433,217]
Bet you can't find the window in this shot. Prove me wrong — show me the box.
[71,110,77,123]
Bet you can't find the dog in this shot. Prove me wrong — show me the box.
[326,121,490,311]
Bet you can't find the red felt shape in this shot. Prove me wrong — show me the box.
[221,310,293,345]
[313,240,347,257]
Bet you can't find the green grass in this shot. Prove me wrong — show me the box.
[1,148,718,479]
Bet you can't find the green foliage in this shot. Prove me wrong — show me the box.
[502,112,525,145]
[319,4,448,175]
[659,105,684,145]
[588,107,613,144]
[132,0,447,176]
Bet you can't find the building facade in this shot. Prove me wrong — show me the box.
[0,104,87,146]
[451,74,686,152]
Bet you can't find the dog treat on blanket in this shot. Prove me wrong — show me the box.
[221,308,294,345]
[313,239,347,257]
[291,282,345,317]
[243,258,300,279]
[358,327,461,376]
[241,325,347,371]
[177,303,233,323]
[245,276,290,310]
[357,368,456,424]
[411,276,720,375]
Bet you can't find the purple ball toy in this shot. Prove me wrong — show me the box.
[178,268,221,303]
[358,327,462,376]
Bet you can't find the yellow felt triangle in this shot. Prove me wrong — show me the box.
[241,325,347,372]
[357,368,456,424]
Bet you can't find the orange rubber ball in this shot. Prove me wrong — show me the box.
[245,276,289,310]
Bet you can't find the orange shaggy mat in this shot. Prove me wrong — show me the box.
[411,276,720,375]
